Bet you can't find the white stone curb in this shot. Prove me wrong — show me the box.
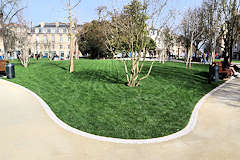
[0,78,234,144]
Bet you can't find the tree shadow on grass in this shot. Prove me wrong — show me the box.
[71,70,126,84]
[149,65,208,82]
[44,62,125,84]
[45,61,221,88]
[143,65,221,91]
[70,64,218,88]
[47,62,68,71]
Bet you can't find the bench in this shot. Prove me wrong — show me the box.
[0,60,9,72]
[214,61,232,78]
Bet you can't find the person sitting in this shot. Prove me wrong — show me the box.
[234,65,239,72]
[223,57,240,77]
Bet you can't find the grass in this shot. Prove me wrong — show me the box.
[7,59,222,139]
[215,59,240,63]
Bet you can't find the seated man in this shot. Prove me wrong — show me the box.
[223,57,239,77]
[234,65,239,72]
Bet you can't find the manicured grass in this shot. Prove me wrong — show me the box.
[8,59,222,139]
[215,59,240,63]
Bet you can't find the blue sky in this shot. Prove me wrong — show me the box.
[22,0,202,26]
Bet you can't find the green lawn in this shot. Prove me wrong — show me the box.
[8,59,222,139]
[215,59,240,63]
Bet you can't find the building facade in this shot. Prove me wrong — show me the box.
[149,28,186,58]
[30,22,79,59]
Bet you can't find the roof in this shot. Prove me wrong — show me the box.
[5,23,28,28]
[33,22,81,28]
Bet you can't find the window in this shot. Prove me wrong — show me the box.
[60,35,63,43]
[63,28,67,33]
[56,28,59,33]
[44,52,48,57]
[52,51,56,57]
[60,52,64,57]
[51,35,55,42]
[39,28,42,33]
[68,45,70,49]
[52,44,55,49]
[47,28,51,33]
[36,36,39,42]
[60,45,63,49]
[44,35,47,43]
[68,36,70,42]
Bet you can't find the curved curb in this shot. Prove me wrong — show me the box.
[0,78,234,144]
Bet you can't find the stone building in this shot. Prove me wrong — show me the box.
[148,28,186,58]
[30,22,80,59]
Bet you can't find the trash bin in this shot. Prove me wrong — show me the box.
[5,63,15,79]
[208,64,214,83]
[213,65,219,82]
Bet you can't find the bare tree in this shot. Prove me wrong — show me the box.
[181,7,205,69]
[220,0,240,62]
[160,26,174,64]
[148,9,177,64]
[201,0,223,64]
[65,0,81,73]
[15,12,32,68]
[72,17,82,60]
[99,0,168,87]
[0,0,24,60]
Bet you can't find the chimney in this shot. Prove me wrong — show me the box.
[56,22,59,27]
[40,22,45,28]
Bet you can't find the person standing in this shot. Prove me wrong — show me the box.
[202,53,206,64]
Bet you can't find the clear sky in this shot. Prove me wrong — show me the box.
[22,0,203,26]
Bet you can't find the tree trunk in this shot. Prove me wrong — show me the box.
[189,41,193,69]
[3,42,8,60]
[124,50,154,87]
[211,33,217,65]
[230,43,233,62]
[186,32,194,69]
[68,3,74,73]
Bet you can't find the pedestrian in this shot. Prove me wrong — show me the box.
[202,53,206,64]
[36,54,40,60]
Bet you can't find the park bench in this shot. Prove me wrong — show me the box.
[214,61,232,78]
[0,60,9,72]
